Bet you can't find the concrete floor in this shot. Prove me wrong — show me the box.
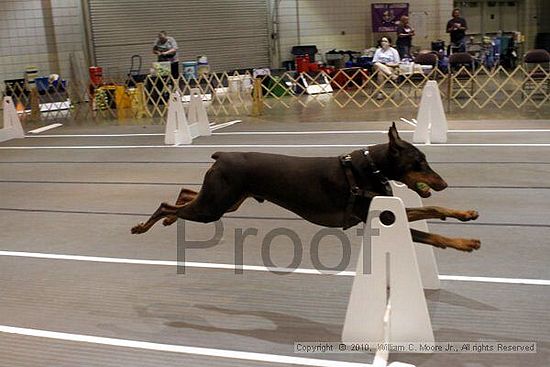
[0,116,549,367]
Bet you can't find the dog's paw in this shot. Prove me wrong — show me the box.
[456,239,481,252]
[131,223,148,234]
[458,210,479,222]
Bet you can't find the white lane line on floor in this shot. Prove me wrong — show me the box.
[0,325,371,367]
[18,129,220,140]
[27,123,63,134]
[26,133,165,138]
[213,129,550,135]
[23,121,240,139]
[0,250,354,276]
[399,118,417,127]
[1,251,549,286]
[210,120,242,131]
[2,143,550,150]
[25,129,550,138]
[438,275,550,286]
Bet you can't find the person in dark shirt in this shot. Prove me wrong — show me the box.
[396,15,415,59]
[446,8,468,53]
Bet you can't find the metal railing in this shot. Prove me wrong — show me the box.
[2,65,547,127]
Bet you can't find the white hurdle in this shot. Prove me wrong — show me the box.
[187,88,211,138]
[342,196,435,347]
[165,88,211,145]
[0,96,25,143]
[390,181,440,290]
[413,80,448,144]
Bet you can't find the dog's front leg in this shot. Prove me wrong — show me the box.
[406,206,478,222]
[410,228,480,252]
[131,203,183,234]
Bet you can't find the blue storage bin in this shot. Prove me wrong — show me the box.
[35,77,49,93]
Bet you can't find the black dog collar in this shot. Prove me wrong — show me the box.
[339,149,393,229]
[362,148,393,196]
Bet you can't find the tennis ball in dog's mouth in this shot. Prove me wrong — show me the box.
[416,182,430,191]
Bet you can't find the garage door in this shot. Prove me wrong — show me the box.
[87,0,270,75]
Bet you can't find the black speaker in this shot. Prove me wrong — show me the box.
[535,33,550,52]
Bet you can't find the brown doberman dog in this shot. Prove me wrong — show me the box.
[132,123,480,252]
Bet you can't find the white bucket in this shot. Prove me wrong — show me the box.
[197,55,209,76]
[399,62,414,74]
[242,75,252,91]
[228,76,241,93]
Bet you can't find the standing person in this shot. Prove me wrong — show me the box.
[153,31,178,62]
[446,8,468,53]
[372,37,400,99]
[396,15,415,59]
[153,31,179,77]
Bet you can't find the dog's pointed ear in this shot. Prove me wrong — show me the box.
[388,122,401,155]
[388,122,401,141]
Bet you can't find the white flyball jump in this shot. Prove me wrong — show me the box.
[342,194,435,346]
[1,96,25,143]
[390,181,440,290]
[413,80,448,144]
[165,88,211,145]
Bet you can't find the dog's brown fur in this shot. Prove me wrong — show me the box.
[132,124,480,252]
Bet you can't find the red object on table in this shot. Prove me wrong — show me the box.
[331,67,368,89]
[89,66,103,86]
[295,55,311,73]
[309,62,320,72]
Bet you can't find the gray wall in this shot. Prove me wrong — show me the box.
[270,0,454,66]
[0,0,87,84]
[538,0,550,33]
[0,0,545,90]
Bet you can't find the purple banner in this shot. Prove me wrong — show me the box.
[372,3,409,33]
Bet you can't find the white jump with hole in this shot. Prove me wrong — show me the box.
[165,88,211,145]
[1,96,25,143]
[343,192,435,348]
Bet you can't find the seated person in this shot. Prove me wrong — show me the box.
[373,37,401,86]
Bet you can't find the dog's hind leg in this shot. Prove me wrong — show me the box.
[132,192,236,235]
[162,190,250,227]
[406,206,479,222]
[174,188,199,205]
[133,165,247,234]
[171,193,247,222]
[162,188,199,226]
[131,202,183,234]
[411,228,480,252]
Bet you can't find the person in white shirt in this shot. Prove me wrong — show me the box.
[373,37,400,87]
